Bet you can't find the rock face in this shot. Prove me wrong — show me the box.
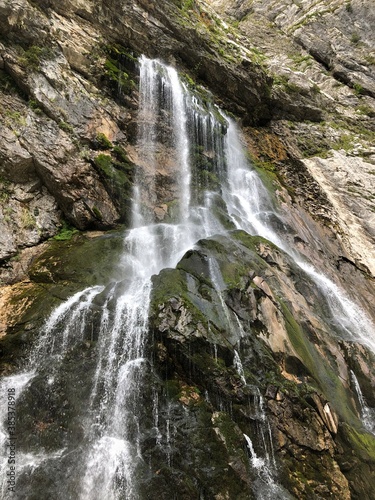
[0,0,375,499]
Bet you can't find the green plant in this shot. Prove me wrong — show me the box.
[102,45,137,95]
[28,99,43,114]
[79,146,91,161]
[183,0,195,12]
[0,70,19,94]
[289,53,313,68]
[2,206,14,223]
[53,221,79,241]
[21,208,36,229]
[92,206,103,220]
[346,2,353,13]
[350,32,360,44]
[364,55,375,66]
[353,82,364,96]
[356,104,375,117]
[5,111,26,126]
[332,134,354,152]
[58,121,74,133]
[19,45,53,70]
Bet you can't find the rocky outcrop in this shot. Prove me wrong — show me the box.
[149,231,375,498]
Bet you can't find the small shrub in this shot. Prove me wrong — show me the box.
[353,83,364,96]
[332,134,354,152]
[350,32,360,44]
[5,111,26,126]
[28,99,43,114]
[58,121,74,133]
[19,46,54,70]
[356,104,375,117]
[21,208,36,229]
[364,55,375,66]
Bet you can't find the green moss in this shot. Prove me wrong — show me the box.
[248,157,279,200]
[29,232,124,288]
[344,425,375,460]
[92,206,103,221]
[28,98,43,114]
[96,133,112,149]
[112,145,129,163]
[93,150,134,223]
[278,298,359,424]
[273,74,293,90]
[94,154,112,173]
[102,44,137,95]
[164,379,181,399]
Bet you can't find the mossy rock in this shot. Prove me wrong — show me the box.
[0,231,124,374]
[93,153,135,223]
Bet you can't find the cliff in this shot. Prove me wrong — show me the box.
[0,1,375,498]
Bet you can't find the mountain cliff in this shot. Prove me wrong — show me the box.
[0,1,374,498]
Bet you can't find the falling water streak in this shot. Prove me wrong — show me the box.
[351,371,375,434]
[135,56,160,225]
[244,433,293,499]
[297,260,375,353]
[0,373,34,498]
[254,388,277,470]
[0,285,105,496]
[233,350,246,385]
[166,67,191,219]
[33,286,104,365]
[208,257,240,340]
[153,389,162,446]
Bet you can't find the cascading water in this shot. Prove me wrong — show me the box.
[350,371,375,434]
[222,117,375,353]
[1,55,375,499]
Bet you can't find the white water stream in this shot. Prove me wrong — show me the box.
[350,371,375,435]
[1,56,374,499]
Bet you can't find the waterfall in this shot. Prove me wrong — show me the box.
[350,371,375,434]
[79,58,203,500]
[223,117,375,353]
[1,55,375,499]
